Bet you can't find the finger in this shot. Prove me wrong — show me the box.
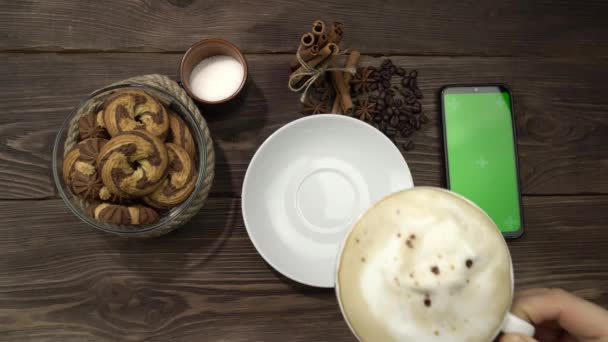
[515,288,553,299]
[558,333,579,342]
[535,326,562,342]
[512,288,608,339]
[500,333,539,342]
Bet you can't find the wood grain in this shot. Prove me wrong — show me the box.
[0,195,606,341]
[1,53,607,199]
[2,0,608,57]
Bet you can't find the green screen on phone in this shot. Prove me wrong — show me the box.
[443,86,521,234]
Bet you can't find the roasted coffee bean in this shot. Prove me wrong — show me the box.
[396,67,406,76]
[412,102,421,113]
[409,70,418,78]
[415,119,421,130]
[401,77,410,87]
[381,59,393,69]
[414,88,423,99]
[395,98,403,107]
[402,140,416,151]
[400,87,413,96]
[399,107,411,116]
[406,96,417,105]
[379,90,386,98]
[390,65,397,74]
[399,115,407,121]
[420,114,429,123]
[383,114,389,121]
[410,78,417,88]
[382,80,391,89]
[374,115,382,123]
[386,88,395,96]
[387,107,395,116]
[386,127,397,137]
[389,115,399,127]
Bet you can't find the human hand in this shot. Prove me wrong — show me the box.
[500,288,608,342]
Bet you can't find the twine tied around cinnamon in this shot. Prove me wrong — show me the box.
[288,45,355,103]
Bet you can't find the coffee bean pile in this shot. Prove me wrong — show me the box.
[302,59,427,151]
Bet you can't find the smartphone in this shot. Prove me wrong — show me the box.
[440,85,523,238]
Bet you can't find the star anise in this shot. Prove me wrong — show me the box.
[315,84,335,101]
[351,67,376,94]
[354,97,377,122]
[302,97,330,115]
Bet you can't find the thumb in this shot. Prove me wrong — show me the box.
[500,333,539,342]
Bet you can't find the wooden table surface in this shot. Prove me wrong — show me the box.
[1,1,607,341]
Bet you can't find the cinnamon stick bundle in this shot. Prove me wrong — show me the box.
[290,43,339,86]
[332,51,360,113]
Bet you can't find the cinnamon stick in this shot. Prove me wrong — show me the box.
[289,44,320,70]
[300,32,315,48]
[312,20,325,37]
[331,95,343,114]
[316,33,328,48]
[332,51,360,114]
[344,51,360,83]
[327,22,344,45]
[331,62,353,113]
[290,43,339,86]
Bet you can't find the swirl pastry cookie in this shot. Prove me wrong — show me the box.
[86,203,160,225]
[144,143,197,209]
[97,130,169,197]
[167,111,196,160]
[62,138,108,201]
[78,113,108,140]
[102,89,169,138]
[99,186,131,204]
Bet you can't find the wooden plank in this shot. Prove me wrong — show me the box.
[0,195,606,341]
[0,0,608,56]
[1,53,607,199]
[2,0,608,57]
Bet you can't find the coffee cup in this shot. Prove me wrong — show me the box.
[335,187,534,341]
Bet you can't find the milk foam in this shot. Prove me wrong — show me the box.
[337,187,512,342]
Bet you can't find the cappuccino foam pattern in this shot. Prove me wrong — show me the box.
[337,187,512,342]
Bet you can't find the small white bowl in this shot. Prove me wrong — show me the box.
[242,114,414,287]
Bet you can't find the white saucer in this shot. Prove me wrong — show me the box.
[241,114,414,287]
